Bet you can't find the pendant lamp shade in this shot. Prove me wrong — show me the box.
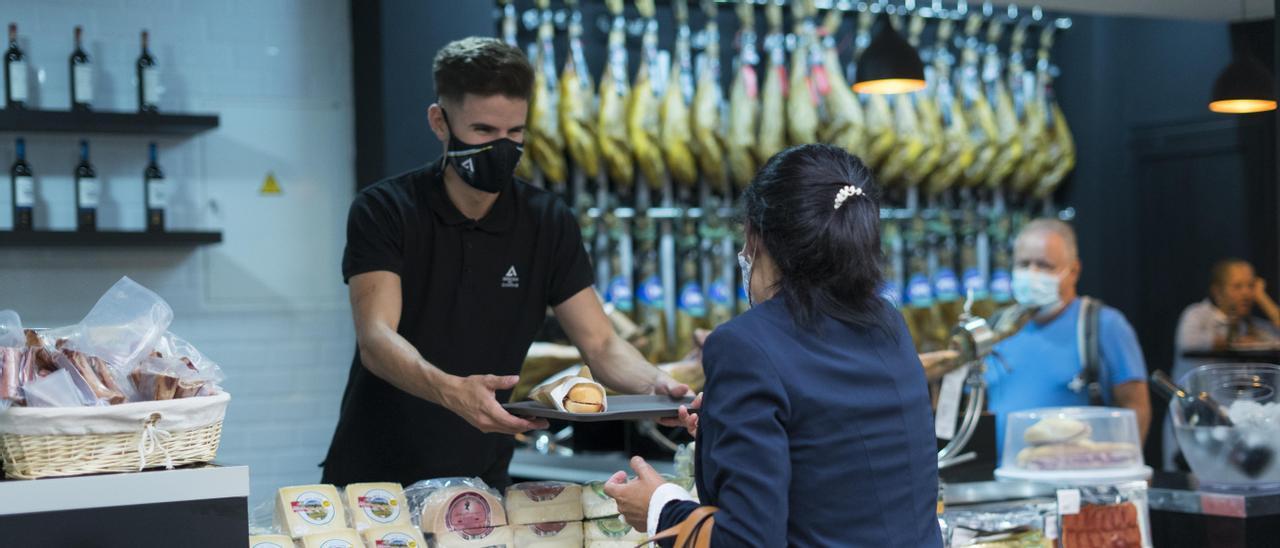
[1209,53,1277,114]
[853,12,926,94]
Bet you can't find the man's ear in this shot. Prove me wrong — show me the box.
[428,103,448,143]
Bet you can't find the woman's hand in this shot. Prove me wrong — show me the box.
[603,456,668,532]
[658,392,702,433]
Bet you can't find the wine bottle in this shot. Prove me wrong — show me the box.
[74,140,97,231]
[4,23,26,109]
[11,137,33,230]
[144,142,165,232]
[137,30,159,112]
[1150,370,1233,427]
[69,25,92,111]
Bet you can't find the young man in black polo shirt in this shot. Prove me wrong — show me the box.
[322,37,689,490]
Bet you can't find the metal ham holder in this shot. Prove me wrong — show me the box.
[932,292,1035,469]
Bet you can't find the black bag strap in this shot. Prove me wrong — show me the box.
[1077,297,1105,405]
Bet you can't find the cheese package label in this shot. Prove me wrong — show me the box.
[276,484,348,537]
[513,521,584,547]
[585,516,646,543]
[361,524,429,547]
[344,482,411,530]
[581,481,620,519]
[300,528,362,548]
[434,524,514,548]
[420,485,509,538]
[505,482,584,525]
[248,534,293,548]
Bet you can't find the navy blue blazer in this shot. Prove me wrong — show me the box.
[658,297,942,547]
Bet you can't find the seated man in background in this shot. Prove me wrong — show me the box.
[1173,259,1280,379]
[985,219,1151,454]
[1163,258,1280,469]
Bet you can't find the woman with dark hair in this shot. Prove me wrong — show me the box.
[604,144,941,547]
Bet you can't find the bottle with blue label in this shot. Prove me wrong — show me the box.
[902,219,947,352]
[931,213,964,328]
[880,220,907,312]
[674,221,705,359]
[989,213,1014,307]
[707,252,733,328]
[607,254,634,316]
[633,217,667,362]
[959,209,994,318]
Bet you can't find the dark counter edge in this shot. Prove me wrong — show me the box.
[0,495,247,547]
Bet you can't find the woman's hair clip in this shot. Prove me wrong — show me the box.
[833,185,865,210]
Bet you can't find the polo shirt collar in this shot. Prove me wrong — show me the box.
[426,157,516,234]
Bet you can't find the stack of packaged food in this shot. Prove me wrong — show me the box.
[0,277,224,411]
[252,475,668,548]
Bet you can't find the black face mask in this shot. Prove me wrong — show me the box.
[441,109,524,194]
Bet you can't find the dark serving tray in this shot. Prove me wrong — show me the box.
[503,395,695,422]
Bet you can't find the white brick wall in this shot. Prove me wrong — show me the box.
[0,0,355,507]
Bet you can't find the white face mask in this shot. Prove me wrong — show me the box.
[1012,268,1062,310]
[738,249,755,309]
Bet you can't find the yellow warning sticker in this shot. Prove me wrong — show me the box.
[260,172,282,195]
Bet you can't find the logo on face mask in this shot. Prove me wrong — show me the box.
[460,157,476,174]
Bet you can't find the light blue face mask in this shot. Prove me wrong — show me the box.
[1011,267,1062,311]
[738,249,755,309]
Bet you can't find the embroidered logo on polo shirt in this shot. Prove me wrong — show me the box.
[502,266,520,288]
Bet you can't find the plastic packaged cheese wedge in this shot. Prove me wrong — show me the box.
[344,482,411,531]
[581,481,620,519]
[275,484,348,538]
[299,528,362,548]
[529,366,606,413]
[247,534,294,548]
[585,515,647,546]
[361,524,429,547]
[436,525,514,548]
[407,477,510,548]
[505,481,584,525]
[513,521,585,547]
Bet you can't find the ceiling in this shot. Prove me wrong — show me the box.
[983,0,1274,22]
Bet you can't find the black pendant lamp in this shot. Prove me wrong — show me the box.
[853,11,926,94]
[1209,3,1276,114]
[1209,53,1276,114]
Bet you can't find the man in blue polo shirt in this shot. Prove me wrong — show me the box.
[985,219,1151,454]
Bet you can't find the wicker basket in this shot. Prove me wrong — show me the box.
[0,392,230,480]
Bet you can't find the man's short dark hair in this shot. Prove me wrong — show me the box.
[433,37,534,106]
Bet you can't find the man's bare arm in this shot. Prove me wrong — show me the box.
[349,271,547,434]
[1113,381,1152,442]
